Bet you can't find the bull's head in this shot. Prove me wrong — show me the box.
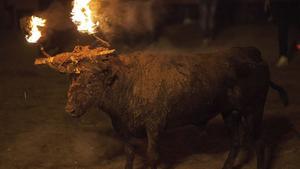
[35,46,116,117]
[65,71,110,117]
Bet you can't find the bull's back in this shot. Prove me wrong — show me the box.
[113,47,270,131]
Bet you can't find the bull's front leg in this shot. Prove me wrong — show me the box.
[146,124,160,169]
[124,143,135,169]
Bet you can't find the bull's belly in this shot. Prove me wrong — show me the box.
[165,104,219,129]
[122,111,219,139]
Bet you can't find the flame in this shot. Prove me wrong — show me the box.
[25,16,46,43]
[71,0,99,34]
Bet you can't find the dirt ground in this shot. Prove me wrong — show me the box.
[0,23,299,169]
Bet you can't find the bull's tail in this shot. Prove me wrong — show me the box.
[269,81,289,106]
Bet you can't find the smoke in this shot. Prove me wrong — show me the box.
[93,0,162,41]
[39,0,75,32]
[38,0,161,38]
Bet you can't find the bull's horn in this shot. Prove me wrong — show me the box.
[34,52,76,73]
[34,45,116,73]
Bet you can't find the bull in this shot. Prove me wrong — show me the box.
[37,46,287,169]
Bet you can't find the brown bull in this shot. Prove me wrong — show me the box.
[36,46,287,169]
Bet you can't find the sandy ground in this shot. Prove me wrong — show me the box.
[0,23,299,169]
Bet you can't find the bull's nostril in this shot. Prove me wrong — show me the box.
[66,107,84,118]
[65,105,86,118]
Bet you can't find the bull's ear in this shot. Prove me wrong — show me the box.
[50,60,80,74]
[76,54,114,73]
[75,61,103,73]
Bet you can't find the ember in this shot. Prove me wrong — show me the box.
[25,16,46,43]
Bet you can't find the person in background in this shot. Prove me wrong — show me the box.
[265,0,300,67]
[199,0,218,42]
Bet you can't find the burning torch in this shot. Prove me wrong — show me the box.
[24,0,111,58]
[24,16,50,57]
[71,0,110,47]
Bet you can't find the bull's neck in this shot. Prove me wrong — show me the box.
[98,55,131,116]
[106,55,128,85]
[101,56,129,103]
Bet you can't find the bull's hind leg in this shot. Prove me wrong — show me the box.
[124,143,135,169]
[245,105,267,169]
[221,110,242,169]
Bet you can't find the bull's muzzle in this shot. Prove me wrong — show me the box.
[65,105,85,118]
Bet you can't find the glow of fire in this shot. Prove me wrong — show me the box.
[25,16,46,43]
[71,0,99,34]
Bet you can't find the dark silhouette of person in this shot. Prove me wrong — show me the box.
[199,0,218,42]
[265,0,300,67]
